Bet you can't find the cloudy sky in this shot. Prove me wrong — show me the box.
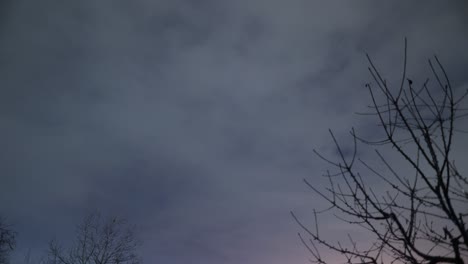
[1,1,467,263]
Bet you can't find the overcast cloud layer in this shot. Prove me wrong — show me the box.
[1,1,467,263]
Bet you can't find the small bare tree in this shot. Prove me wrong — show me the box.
[47,213,141,264]
[292,40,468,263]
[0,216,15,264]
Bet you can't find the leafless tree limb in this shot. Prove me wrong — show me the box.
[47,212,141,264]
[293,39,468,264]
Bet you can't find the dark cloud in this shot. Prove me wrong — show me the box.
[1,1,467,263]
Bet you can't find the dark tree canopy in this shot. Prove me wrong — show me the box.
[293,40,468,264]
[0,216,15,264]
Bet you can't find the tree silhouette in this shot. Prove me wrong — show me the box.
[0,216,15,264]
[292,40,468,264]
[47,212,140,264]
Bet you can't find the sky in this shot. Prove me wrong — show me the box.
[0,1,467,263]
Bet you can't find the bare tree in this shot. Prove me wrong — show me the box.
[47,213,141,264]
[0,216,15,264]
[292,40,468,264]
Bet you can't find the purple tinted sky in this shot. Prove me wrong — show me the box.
[1,1,467,263]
